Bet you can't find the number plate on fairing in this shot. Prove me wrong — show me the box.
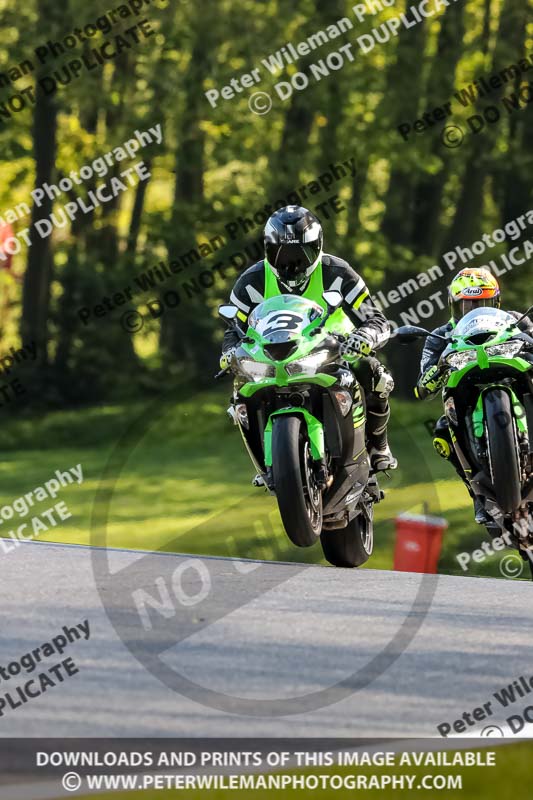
[249,296,323,342]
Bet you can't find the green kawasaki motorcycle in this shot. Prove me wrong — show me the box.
[217,291,384,568]
[397,306,533,566]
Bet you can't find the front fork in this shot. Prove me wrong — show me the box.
[228,400,329,491]
[263,407,329,490]
[443,390,533,553]
[227,401,266,482]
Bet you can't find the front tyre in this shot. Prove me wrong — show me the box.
[271,415,323,547]
[320,504,374,568]
[485,388,521,514]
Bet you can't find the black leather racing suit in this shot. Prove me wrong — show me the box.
[222,253,394,450]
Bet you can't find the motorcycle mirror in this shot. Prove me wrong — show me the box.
[218,304,239,321]
[512,305,533,327]
[310,290,344,336]
[322,290,343,310]
[395,325,433,343]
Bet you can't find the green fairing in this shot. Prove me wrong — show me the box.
[435,308,533,446]
[233,292,357,461]
[446,356,531,388]
[507,387,528,434]
[236,291,353,387]
[239,373,336,398]
[352,405,365,420]
[352,401,366,429]
[263,407,325,467]
[472,385,528,438]
[472,393,485,438]
[476,346,489,370]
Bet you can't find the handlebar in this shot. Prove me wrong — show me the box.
[436,360,452,375]
[214,367,231,380]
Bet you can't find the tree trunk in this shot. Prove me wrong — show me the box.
[20,36,57,364]
[412,2,466,255]
[161,4,214,368]
[381,21,428,247]
[442,0,523,254]
[127,159,152,256]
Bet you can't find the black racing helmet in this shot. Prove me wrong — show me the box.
[264,206,323,288]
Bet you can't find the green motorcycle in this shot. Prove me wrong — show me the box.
[217,291,384,568]
[397,306,533,568]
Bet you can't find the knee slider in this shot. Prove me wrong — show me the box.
[433,437,451,459]
[373,366,394,398]
[432,416,451,458]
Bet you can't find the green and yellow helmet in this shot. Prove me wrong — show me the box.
[448,268,501,322]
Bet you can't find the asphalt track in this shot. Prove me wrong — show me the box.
[0,539,532,738]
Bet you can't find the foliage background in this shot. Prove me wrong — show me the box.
[0,0,531,406]
[0,0,531,575]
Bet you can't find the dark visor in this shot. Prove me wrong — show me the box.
[266,242,319,277]
[452,297,498,319]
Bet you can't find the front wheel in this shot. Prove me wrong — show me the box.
[271,415,323,547]
[320,504,374,568]
[485,388,521,514]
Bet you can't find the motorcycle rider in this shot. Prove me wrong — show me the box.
[220,205,397,472]
[415,267,533,524]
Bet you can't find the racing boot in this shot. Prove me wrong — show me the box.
[369,443,398,472]
[365,364,398,471]
[367,401,397,471]
[474,497,492,525]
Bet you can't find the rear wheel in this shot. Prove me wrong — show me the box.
[272,415,323,547]
[485,388,521,514]
[320,503,374,568]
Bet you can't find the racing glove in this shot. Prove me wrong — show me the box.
[415,365,446,398]
[219,347,237,371]
[340,330,374,363]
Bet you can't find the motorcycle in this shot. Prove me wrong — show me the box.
[216,290,385,568]
[397,306,533,576]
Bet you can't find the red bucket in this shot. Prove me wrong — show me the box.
[393,513,448,574]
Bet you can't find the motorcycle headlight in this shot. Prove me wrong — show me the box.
[238,359,276,382]
[445,351,477,369]
[285,350,332,376]
[485,341,524,358]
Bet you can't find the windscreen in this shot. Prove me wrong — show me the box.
[454,307,516,338]
[248,295,323,343]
